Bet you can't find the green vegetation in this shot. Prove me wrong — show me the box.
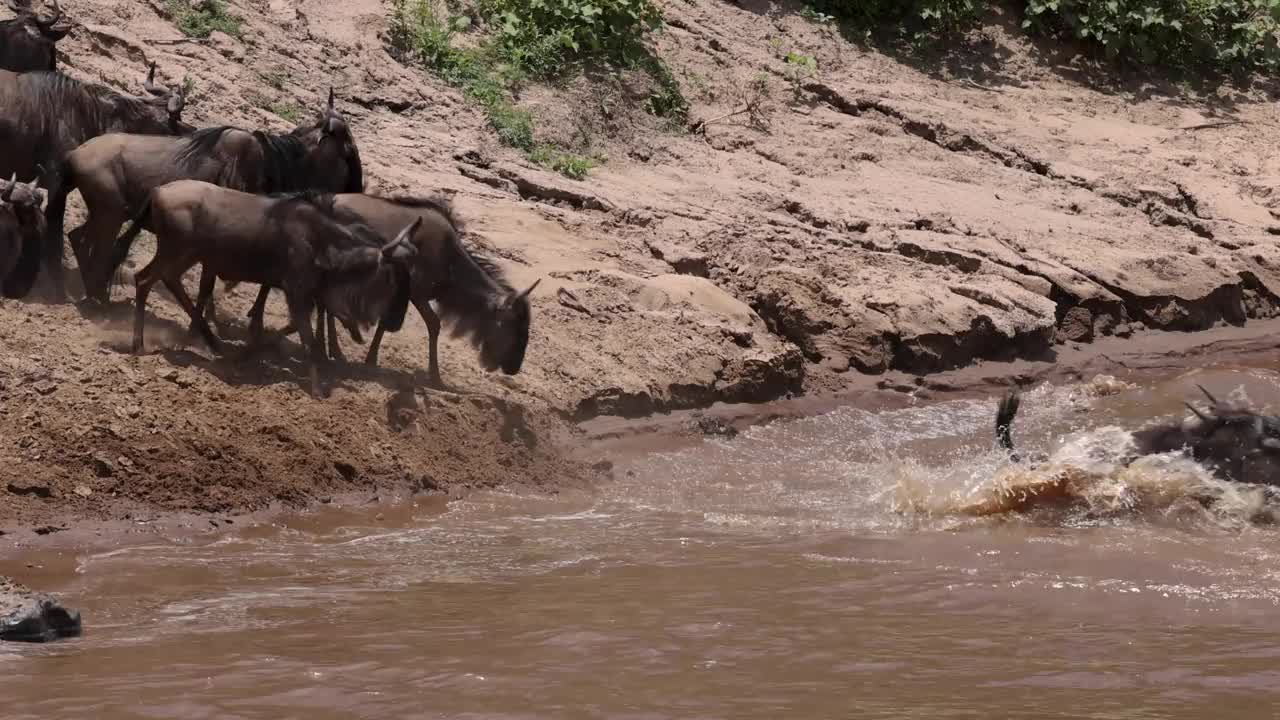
[806,0,1280,73]
[268,102,303,123]
[389,0,686,178]
[167,0,244,40]
[1023,0,1280,71]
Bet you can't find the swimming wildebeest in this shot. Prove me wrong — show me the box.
[229,194,538,386]
[0,0,68,73]
[0,174,45,291]
[54,88,364,304]
[997,386,1280,486]
[110,180,421,398]
[0,61,190,300]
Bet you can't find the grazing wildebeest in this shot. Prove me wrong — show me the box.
[0,174,45,290]
[234,194,539,386]
[997,386,1280,486]
[110,181,420,398]
[0,61,190,299]
[0,0,68,73]
[55,88,364,304]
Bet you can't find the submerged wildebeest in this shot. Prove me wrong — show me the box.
[0,174,45,290]
[997,386,1280,486]
[61,88,364,304]
[0,0,68,73]
[110,180,420,397]
[0,61,190,299]
[229,194,538,386]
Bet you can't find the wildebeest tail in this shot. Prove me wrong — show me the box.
[108,195,152,286]
[995,389,1021,455]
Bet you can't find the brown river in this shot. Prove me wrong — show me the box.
[7,366,1280,718]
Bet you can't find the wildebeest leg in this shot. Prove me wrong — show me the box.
[417,297,444,387]
[132,266,156,354]
[165,275,222,354]
[191,266,218,337]
[325,311,346,362]
[81,210,128,304]
[291,300,326,398]
[40,173,70,303]
[247,285,272,342]
[365,322,386,368]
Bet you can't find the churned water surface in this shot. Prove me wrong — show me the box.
[6,367,1280,718]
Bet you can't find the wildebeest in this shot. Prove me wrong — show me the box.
[997,386,1280,486]
[230,194,538,386]
[0,0,68,73]
[0,174,45,290]
[0,61,190,299]
[110,180,420,398]
[55,88,364,304]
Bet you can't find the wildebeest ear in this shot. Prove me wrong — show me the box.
[0,173,15,202]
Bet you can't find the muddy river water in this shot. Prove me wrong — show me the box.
[7,366,1280,718]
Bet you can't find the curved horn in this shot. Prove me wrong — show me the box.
[1184,402,1212,423]
[1197,384,1220,408]
[516,278,542,301]
[328,86,335,110]
[35,0,61,27]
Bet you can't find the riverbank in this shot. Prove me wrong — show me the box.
[4,0,1280,547]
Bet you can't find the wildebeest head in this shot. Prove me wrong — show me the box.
[290,87,363,194]
[0,172,44,222]
[1,0,69,72]
[320,217,421,275]
[0,172,44,296]
[1136,386,1280,486]
[478,279,539,375]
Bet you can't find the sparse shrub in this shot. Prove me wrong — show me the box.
[808,0,980,37]
[167,0,243,39]
[389,0,686,177]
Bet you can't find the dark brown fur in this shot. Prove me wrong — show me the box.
[0,174,45,296]
[0,0,67,73]
[0,63,190,299]
[59,91,363,303]
[243,193,539,386]
[997,387,1280,487]
[110,181,418,397]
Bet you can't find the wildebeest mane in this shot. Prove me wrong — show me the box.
[12,72,170,141]
[377,193,465,233]
[173,126,314,194]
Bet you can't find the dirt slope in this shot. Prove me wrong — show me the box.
[1,0,1278,529]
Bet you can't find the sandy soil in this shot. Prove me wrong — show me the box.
[2,0,1279,540]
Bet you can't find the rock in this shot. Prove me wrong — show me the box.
[645,239,710,277]
[209,30,246,61]
[1057,305,1094,343]
[7,482,51,498]
[334,461,358,481]
[0,577,82,643]
[90,454,114,478]
[32,380,56,396]
[695,416,738,439]
[73,485,93,498]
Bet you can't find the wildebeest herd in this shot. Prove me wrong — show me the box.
[0,0,537,397]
